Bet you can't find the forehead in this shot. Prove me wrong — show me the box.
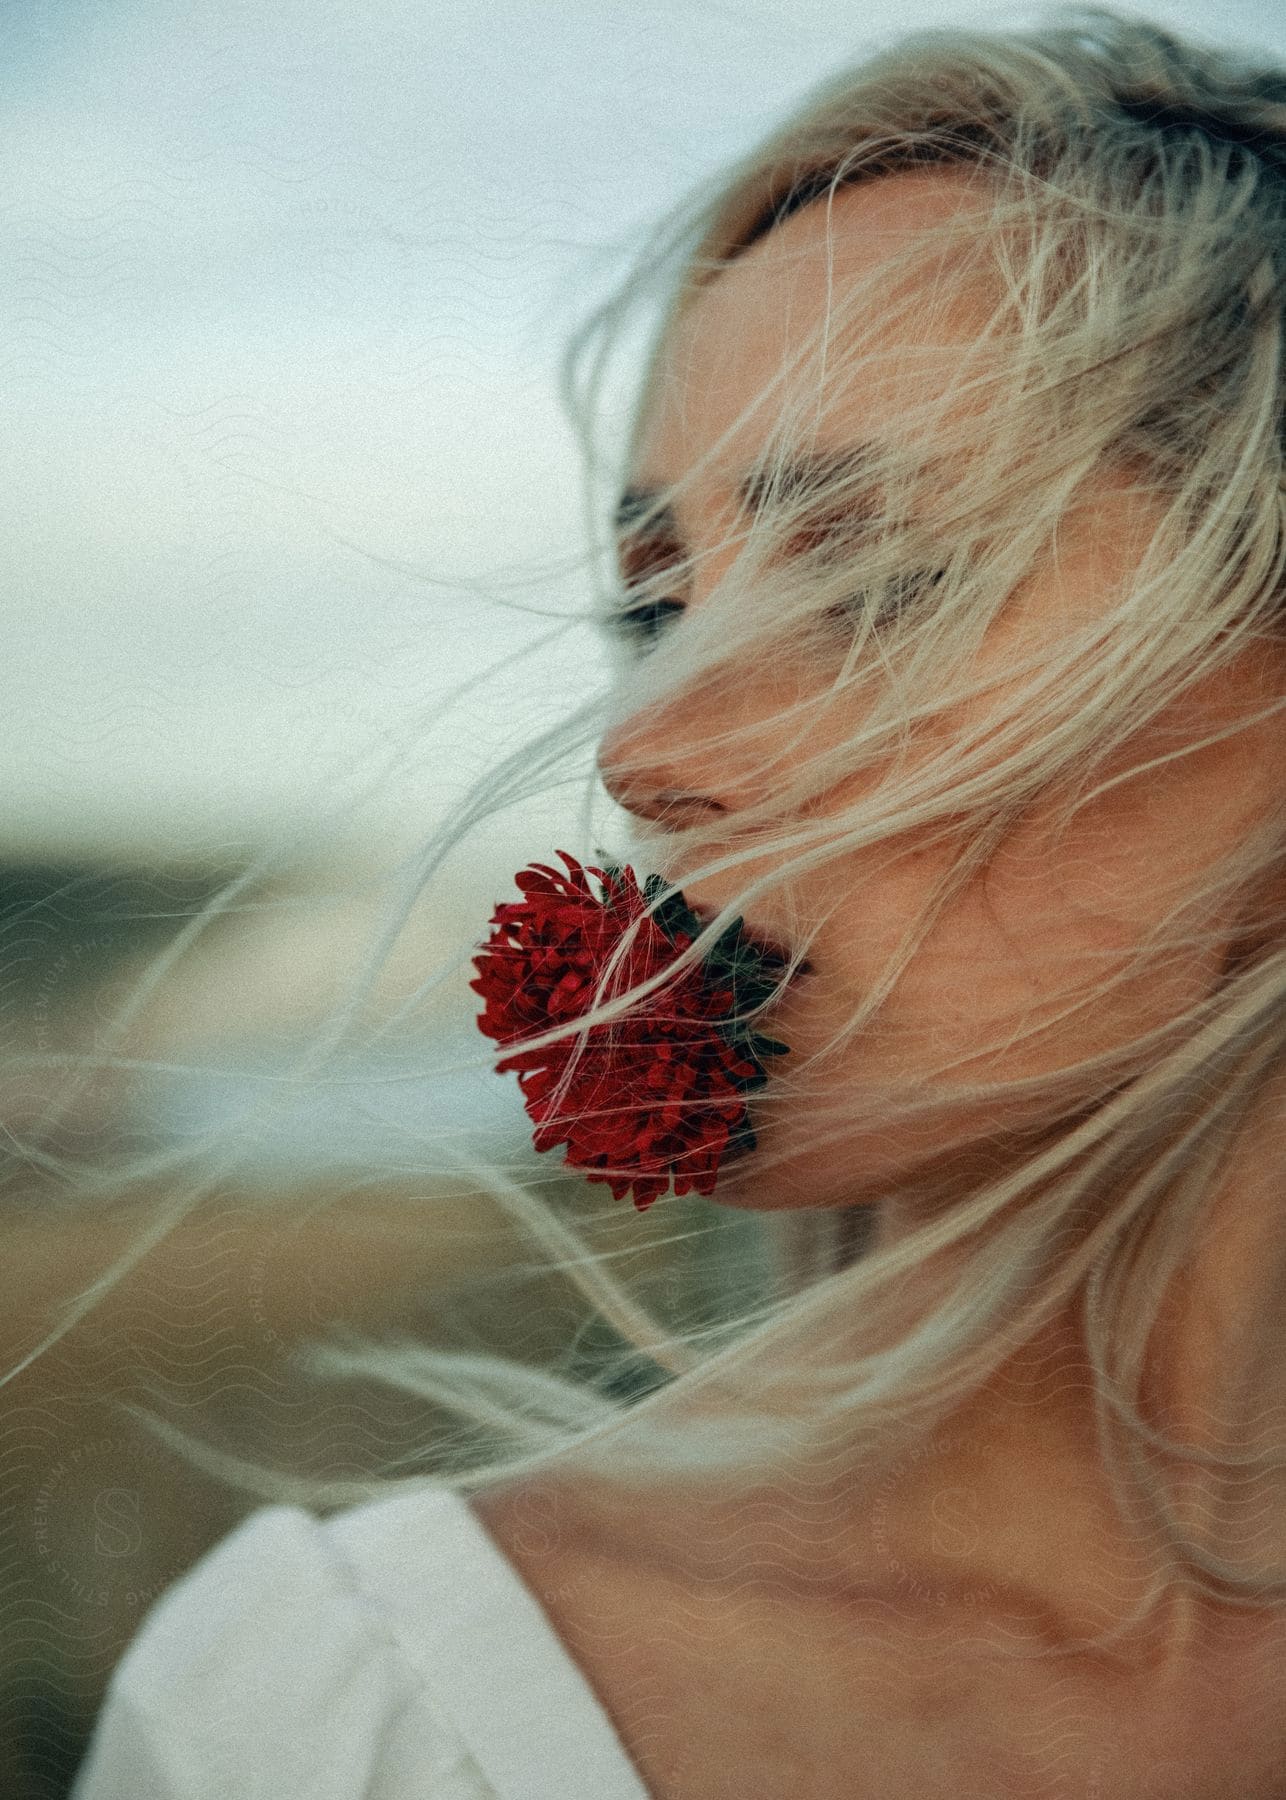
[634,168,1000,485]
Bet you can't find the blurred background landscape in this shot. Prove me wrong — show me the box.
[2,0,1282,1792]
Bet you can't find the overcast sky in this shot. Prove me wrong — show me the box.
[4,0,1283,867]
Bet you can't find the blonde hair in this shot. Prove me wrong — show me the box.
[16,7,1286,1659]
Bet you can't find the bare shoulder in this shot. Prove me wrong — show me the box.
[468,1478,1286,1799]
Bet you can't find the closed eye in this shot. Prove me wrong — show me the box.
[606,523,690,650]
[606,566,944,651]
[604,596,686,650]
[823,565,947,631]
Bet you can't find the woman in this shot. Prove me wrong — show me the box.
[69,8,1286,1795]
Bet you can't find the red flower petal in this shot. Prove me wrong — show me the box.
[471,851,787,1212]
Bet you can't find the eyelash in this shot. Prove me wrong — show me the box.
[824,566,948,629]
[608,596,686,649]
[609,568,946,651]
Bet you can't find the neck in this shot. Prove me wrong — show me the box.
[850,1059,1286,1650]
[1134,1058,1286,1576]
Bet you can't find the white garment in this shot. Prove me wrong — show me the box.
[70,1486,653,1800]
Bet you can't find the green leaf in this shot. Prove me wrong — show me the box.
[592,857,624,906]
[727,1121,757,1154]
[652,889,704,947]
[712,918,745,960]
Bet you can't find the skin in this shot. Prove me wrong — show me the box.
[476,170,1286,1795]
[598,168,1286,1220]
[589,170,1286,1685]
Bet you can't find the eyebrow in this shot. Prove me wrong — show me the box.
[613,445,886,540]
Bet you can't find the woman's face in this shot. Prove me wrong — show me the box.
[597,169,1286,1214]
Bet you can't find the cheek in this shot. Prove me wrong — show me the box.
[935,778,1238,1058]
[804,791,1226,1079]
[1027,724,1272,947]
[794,834,1054,1058]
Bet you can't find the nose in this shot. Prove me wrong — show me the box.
[596,730,728,829]
[596,625,807,831]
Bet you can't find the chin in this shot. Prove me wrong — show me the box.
[707,1151,871,1213]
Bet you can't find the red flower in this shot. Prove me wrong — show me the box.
[470,851,791,1211]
